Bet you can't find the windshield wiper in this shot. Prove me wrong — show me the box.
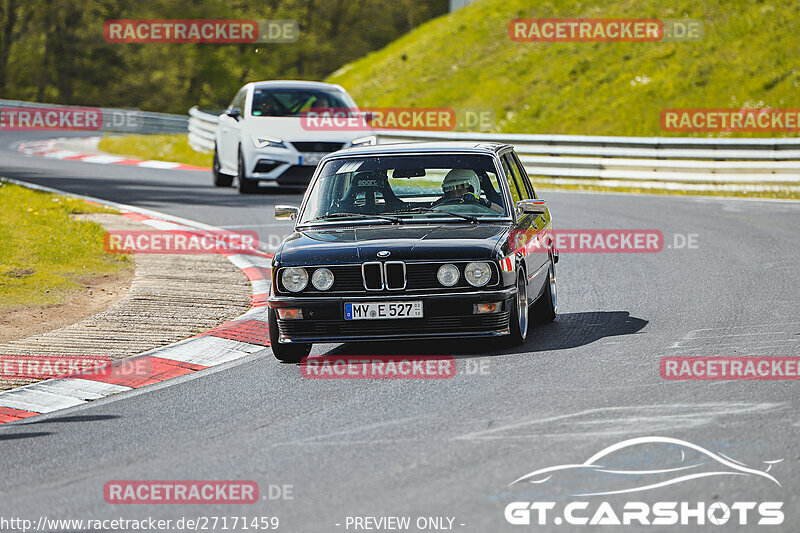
[391,207,479,223]
[310,212,404,224]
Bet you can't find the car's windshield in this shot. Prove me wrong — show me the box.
[250,88,354,117]
[299,154,508,224]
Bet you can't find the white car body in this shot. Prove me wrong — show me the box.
[215,80,373,190]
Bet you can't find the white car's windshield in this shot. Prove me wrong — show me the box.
[299,154,508,224]
[251,88,353,117]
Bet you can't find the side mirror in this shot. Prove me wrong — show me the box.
[516,199,547,215]
[275,205,300,221]
[227,107,242,120]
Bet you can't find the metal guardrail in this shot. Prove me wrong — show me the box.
[0,98,188,134]
[183,107,800,183]
[374,131,800,183]
[6,98,798,183]
[188,106,220,153]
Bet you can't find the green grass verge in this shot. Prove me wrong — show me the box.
[98,134,212,168]
[327,0,800,137]
[0,182,132,311]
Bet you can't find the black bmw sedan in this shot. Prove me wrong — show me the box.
[267,142,558,362]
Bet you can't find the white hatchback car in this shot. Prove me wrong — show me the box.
[213,80,374,193]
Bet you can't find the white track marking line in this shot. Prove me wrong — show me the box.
[41,150,82,159]
[140,219,191,231]
[454,403,781,441]
[276,415,436,445]
[227,253,273,269]
[0,388,86,413]
[233,307,269,320]
[31,379,131,401]
[77,154,127,164]
[154,336,264,366]
[137,160,181,169]
[223,223,293,229]
[250,279,271,295]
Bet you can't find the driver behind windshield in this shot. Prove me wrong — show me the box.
[432,169,503,213]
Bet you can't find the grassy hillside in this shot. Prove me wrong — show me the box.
[327,0,800,136]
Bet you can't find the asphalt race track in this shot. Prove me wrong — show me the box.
[1,131,800,532]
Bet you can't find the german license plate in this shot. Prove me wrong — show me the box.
[344,301,423,320]
[298,152,324,166]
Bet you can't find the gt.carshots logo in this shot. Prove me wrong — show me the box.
[504,437,784,526]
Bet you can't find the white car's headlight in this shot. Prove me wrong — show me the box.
[351,135,376,147]
[465,262,491,287]
[437,264,460,287]
[281,267,308,292]
[252,136,287,149]
[311,268,334,291]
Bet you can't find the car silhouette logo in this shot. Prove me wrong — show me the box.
[510,436,782,497]
[377,250,391,258]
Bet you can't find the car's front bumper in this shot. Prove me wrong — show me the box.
[241,142,351,185]
[243,146,317,185]
[268,287,516,344]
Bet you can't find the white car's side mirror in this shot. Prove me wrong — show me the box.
[227,107,242,120]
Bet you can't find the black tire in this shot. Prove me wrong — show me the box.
[532,257,557,324]
[268,307,312,363]
[212,147,233,187]
[237,149,258,194]
[506,269,529,345]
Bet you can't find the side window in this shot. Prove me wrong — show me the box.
[502,153,529,203]
[501,156,521,205]
[230,89,246,111]
[511,152,536,199]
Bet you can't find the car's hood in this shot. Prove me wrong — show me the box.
[242,116,372,143]
[276,224,508,265]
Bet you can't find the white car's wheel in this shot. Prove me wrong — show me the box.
[213,146,233,187]
[237,149,258,194]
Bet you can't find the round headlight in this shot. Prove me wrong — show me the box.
[281,267,308,292]
[465,262,491,287]
[437,264,460,287]
[311,268,334,291]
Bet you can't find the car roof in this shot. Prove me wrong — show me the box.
[249,80,346,92]
[327,141,512,159]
